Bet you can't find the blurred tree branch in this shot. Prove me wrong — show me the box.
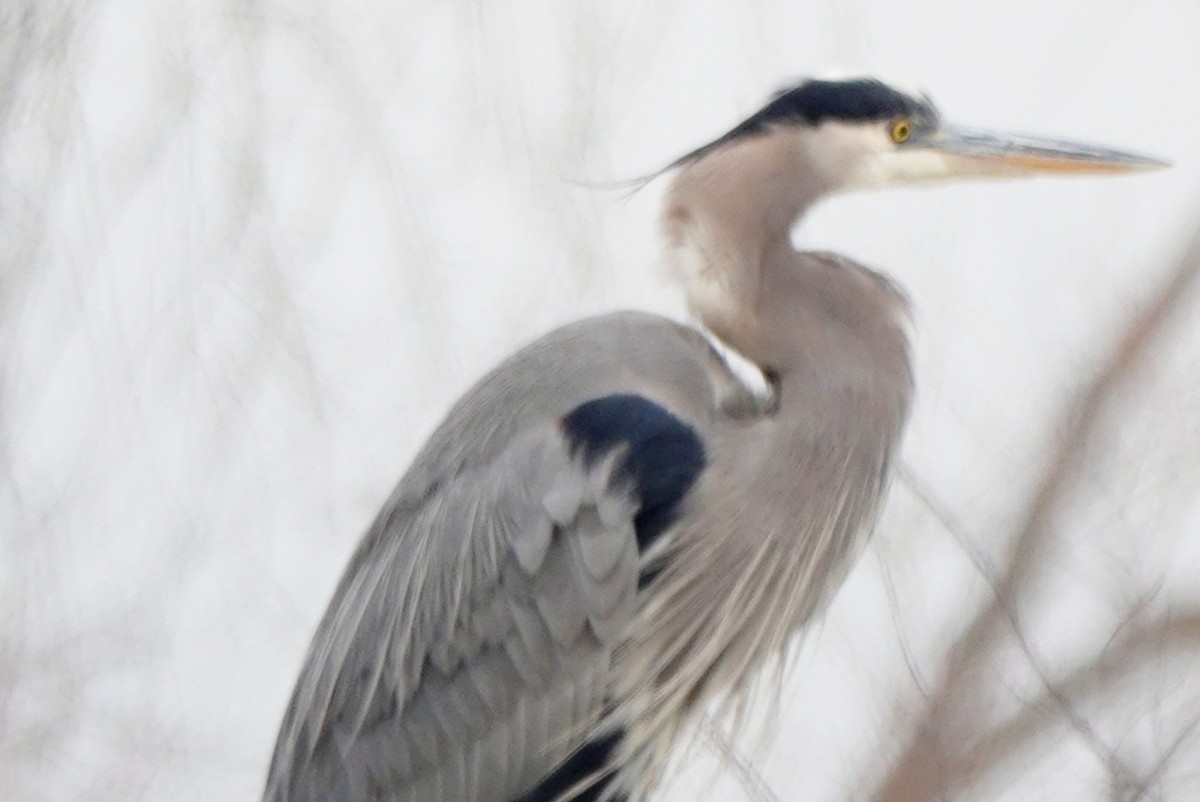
[871,227,1200,802]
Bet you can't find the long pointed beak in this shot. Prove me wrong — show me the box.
[926,125,1169,176]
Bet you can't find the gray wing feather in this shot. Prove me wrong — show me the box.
[267,423,644,802]
[266,311,737,802]
[533,541,590,647]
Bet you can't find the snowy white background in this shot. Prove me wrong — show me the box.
[4,1,1200,800]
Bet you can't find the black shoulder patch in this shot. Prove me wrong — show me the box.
[561,394,706,552]
[513,730,625,802]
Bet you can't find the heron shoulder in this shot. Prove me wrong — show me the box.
[400,310,761,494]
[266,389,709,801]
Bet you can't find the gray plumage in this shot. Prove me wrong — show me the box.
[266,314,779,801]
[264,78,1162,801]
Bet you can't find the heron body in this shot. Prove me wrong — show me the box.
[264,79,1162,801]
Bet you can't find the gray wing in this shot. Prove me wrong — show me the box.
[266,424,640,801]
[265,313,732,802]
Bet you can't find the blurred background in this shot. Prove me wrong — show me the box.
[3,1,1200,799]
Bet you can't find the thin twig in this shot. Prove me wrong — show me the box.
[939,612,1200,792]
[1126,715,1200,802]
[697,714,784,802]
[872,229,1200,802]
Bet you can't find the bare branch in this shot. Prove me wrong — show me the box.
[872,228,1200,802]
[1126,715,1200,802]
[697,715,784,802]
[941,612,1200,794]
[948,228,1200,688]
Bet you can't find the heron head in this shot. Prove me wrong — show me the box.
[674,77,1167,195]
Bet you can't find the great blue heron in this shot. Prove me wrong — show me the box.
[264,78,1163,802]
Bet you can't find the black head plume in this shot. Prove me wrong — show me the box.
[674,78,936,167]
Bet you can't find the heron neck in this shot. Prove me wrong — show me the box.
[661,133,829,368]
[660,133,910,398]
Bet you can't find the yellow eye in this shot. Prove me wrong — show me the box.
[889,118,912,144]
